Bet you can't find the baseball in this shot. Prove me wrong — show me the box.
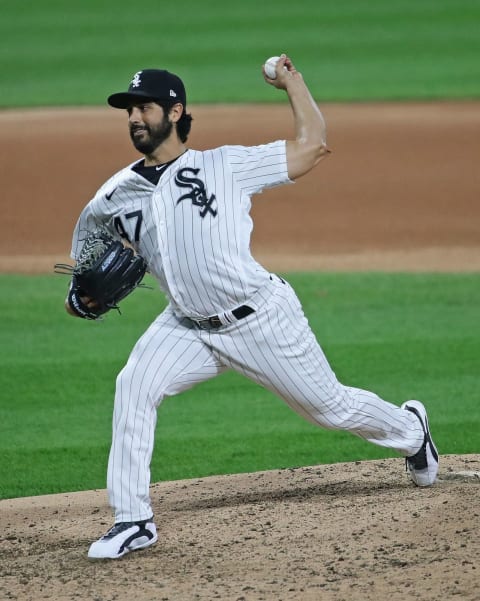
[264,56,283,79]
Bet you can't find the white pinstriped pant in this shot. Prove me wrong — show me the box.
[108,276,424,522]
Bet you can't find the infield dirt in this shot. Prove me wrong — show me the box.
[0,103,479,600]
[1,102,480,271]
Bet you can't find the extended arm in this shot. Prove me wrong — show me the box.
[263,54,330,180]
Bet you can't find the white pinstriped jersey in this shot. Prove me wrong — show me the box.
[71,140,291,318]
[72,136,429,526]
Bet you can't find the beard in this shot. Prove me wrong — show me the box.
[129,114,173,155]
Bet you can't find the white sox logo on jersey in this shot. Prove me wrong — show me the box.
[175,168,218,218]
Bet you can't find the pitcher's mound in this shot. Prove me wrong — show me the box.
[1,454,478,601]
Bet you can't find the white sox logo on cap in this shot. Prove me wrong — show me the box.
[131,72,142,88]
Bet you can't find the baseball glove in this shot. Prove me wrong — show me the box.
[55,229,147,320]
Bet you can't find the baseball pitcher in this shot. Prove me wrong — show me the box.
[63,55,439,560]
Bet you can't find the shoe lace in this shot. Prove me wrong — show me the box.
[102,522,135,540]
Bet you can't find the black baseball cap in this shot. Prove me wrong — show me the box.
[107,69,187,109]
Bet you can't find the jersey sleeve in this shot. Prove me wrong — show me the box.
[70,197,114,260]
[225,140,293,195]
[69,166,136,260]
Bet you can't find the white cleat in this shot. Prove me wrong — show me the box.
[401,400,439,486]
[88,519,157,559]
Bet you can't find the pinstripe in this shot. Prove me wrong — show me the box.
[203,279,422,452]
[205,149,238,306]
[109,308,225,522]
[72,139,426,523]
[206,281,325,423]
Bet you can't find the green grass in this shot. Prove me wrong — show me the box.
[1,0,479,107]
[0,272,478,499]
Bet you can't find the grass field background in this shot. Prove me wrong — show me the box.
[1,0,479,499]
[1,0,480,107]
[1,273,478,499]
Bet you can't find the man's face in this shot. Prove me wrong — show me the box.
[127,102,173,155]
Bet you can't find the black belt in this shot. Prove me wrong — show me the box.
[192,305,255,329]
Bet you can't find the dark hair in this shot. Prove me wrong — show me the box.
[176,111,193,143]
[158,101,192,143]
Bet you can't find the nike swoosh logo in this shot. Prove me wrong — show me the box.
[155,165,164,171]
[105,187,117,200]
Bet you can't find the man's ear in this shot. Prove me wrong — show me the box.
[169,103,184,123]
